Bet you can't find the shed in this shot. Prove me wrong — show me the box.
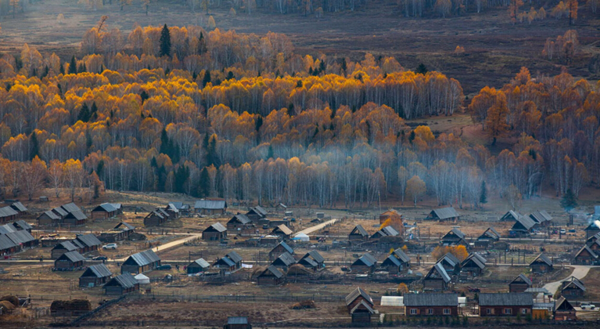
[441,228,467,246]
[51,241,80,259]
[257,265,284,285]
[460,253,486,277]
[203,222,227,241]
[269,241,294,260]
[195,199,227,215]
[426,207,459,221]
[227,214,253,230]
[351,253,377,274]
[0,206,18,223]
[475,227,500,247]
[509,274,532,293]
[271,252,296,270]
[10,201,27,214]
[54,251,86,270]
[299,250,324,270]
[74,233,102,253]
[103,272,139,295]
[91,203,120,220]
[79,264,112,287]
[349,225,369,241]
[246,206,267,222]
[63,210,87,226]
[271,224,293,239]
[144,210,167,227]
[370,226,399,239]
[529,210,552,227]
[501,210,525,222]
[187,258,210,274]
[213,251,242,272]
[510,215,537,237]
[437,253,461,275]
[404,293,458,316]
[561,277,586,298]
[345,287,374,311]
[37,210,61,226]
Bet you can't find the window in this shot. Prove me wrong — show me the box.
[443,308,451,315]
[504,308,512,315]
[427,309,434,315]
[410,309,417,315]
[486,308,492,315]
[521,308,528,315]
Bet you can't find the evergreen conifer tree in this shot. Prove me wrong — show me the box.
[159,24,172,57]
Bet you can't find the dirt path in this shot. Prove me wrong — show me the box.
[542,265,596,295]
[295,219,338,236]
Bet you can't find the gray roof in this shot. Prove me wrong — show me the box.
[303,250,324,263]
[531,253,552,266]
[502,210,525,221]
[170,202,189,210]
[299,257,318,268]
[479,293,533,306]
[0,224,16,235]
[40,210,61,220]
[438,253,460,268]
[194,200,227,210]
[52,207,68,217]
[0,234,17,250]
[11,202,27,212]
[127,249,160,266]
[66,210,87,220]
[82,264,112,278]
[165,203,179,213]
[431,207,459,220]
[227,317,249,325]
[563,278,586,292]
[5,230,36,244]
[555,297,574,311]
[274,241,294,255]
[13,220,32,230]
[59,251,86,263]
[216,256,235,267]
[0,206,18,218]
[61,203,82,213]
[426,263,451,283]
[205,222,227,233]
[350,225,369,237]
[478,227,500,240]
[383,254,402,267]
[354,253,377,267]
[345,287,373,306]
[53,241,79,252]
[252,205,267,216]
[192,258,210,268]
[393,249,410,263]
[75,234,101,247]
[229,214,251,225]
[108,272,138,289]
[381,226,399,236]
[226,251,242,264]
[93,203,118,213]
[512,274,532,286]
[261,265,284,278]
[512,215,537,231]
[462,253,486,269]
[350,299,376,314]
[529,210,552,223]
[404,293,458,307]
[273,252,296,266]
[114,222,135,231]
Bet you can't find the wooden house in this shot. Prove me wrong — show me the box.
[425,207,459,221]
[441,228,467,246]
[381,249,410,273]
[91,203,122,220]
[213,251,243,272]
[501,210,525,221]
[12,220,32,232]
[194,199,227,215]
[270,224,292,239]
[0,234,18,256]
[404,293,458,316]
[3,230,37,250]
[572,245,599,265]
[370,226,399,240]
[144,210,167,227]
[530,254,553,274]
[475,227,500,247]
[187,258,210,274]
[271,252,296,271]
[345,287,375,323]
[224,317,251,329]
[423,263,451,291]
[529,210,552,227]
[298,251,324,271]
[245,206,267,222]
[561,277,586,297]
[164,203,180,218]
[348,225,369,242]
[37,210,61,226]
[554,297,576,321]
[74,234,102,253]
[99,222,135,242]
[121,249,161,274]
[227,214,253,231]
[79,264,112,287]
[202,223,227,241]
[10,202,27,216]
[63,210,87,226]
[460,253,486,277]
[478,293,533,316]
[51,241,80,259]
[103,272,139,295]
[509,274,532,293]
[257,265,284,285]
[437,253,461,275]
[351,253,377,274]
[584,220,600,239]
[269,241,294,260]
[0,206,18,223]
[509,215,537,237]
[54,251,86,270]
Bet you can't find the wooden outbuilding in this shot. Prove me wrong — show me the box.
[271,252,296,271]
[460,253,486,277]
[561,277,585,297]
[213,251,243,272]
[509,215,537,237]
[91,203,122,220]
[54,251,86,270]
[12,220,32,232]
[298,251,324,271]
[187,258,210,274]
[423,263,451,291]
[257,265,284,285]
[441,228,468,246]
[509,274,532,293]
[370,226,399,240]
[10,202,27,216]
[99,222,135,242]
[501,210,525,222]
[37,210,61,226]
[51,241,80,259]
[0,234,18,256]
[144,209,168,227]
[475,227,500,247]
[0,206,18,223]
[345,287,375,324]
[245,206,267,222]
[79,264,112,287]
[404,293,458,316]
[227,214,253,231]
[381,249,410,273]
[530,253,553,274]
[103,272,139,295]
[74,234,102,253]
[269,241,294,260]
[121,249,161,274]
[348,225,369,242]
[195,199,227,215]
[202,222,227,241]
[351,253,377,274]
[585,221,600,239]
[529,210,552,227]
[270,224,293,239]
[379,209,403,235]
[572,245,599,265]
[437,253,461,275]
[554,297,576,321]
[479,293,533,316]
[63,210,87,226]
[425,207,459,221]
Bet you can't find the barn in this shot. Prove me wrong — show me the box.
[54,251,86,270]
[257,265,284,285]
[103,272,139,295]
[121,249,161,274]
[202,223,227,241]
[91,203,122,220]
[425,207,459,221]
[79,264,112,287]
[195,199,227,215]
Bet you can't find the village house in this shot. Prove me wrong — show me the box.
[509,274,533,293]
[195,199,227,215]
[475,227,500,248]
[10,202,27,216]
[441,228,468,246]
[437,253,461,275]
[13,220,32,232]
[202,223,228,241]
[561,277,586,298]
[554,297,576,321]
[54,251,86,270]
[79,264,112,288]
[479,293,533,316]
[143,209,167,227]
[103,272,139,295]
[91,203,122,220]
[530,253,553,274]
[501,210,526,221]
[586,232,600,247]
[213,251,243,272]
[51,241,80,259]
[348,225,369,242]
[381,249,410,273]
[63,210,88,226]
[0,206,19,223]
[121,249,161,274]
[224,317,251,329]
[298,251,324,271]
[425,207,459,222]
[270,224,293,240]
[404,293,458,316]
[99,222,135,242]
[187,258,211,274]
[370,226,399,239]
[460,253,486,277]
[257,265,284,285]
[1,229,38,254]
[37,210,62,226]
[0,234,18,255]
[509,215,537,237]
[269,241,294,260]
[245,206,267,222]
[74,234,102,253]
[271,252,296,271]
[227,214,253,231]
[345,287,375,324]
[164,203,180,218]
[584,220,600,239]
[351,253,377,274]
[572,245,599,265]
[423,263,451,291]
[529,210,552,227]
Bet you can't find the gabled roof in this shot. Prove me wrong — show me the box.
[13,220,32,231]
[92,203,119,213]
[170,202,189,210]
[430,207,459,220]
[272,224,293,236]
[61,202,82,213]
[479,293,533,306]
[0,234,17,250]
[106,272,138,289]
[71,239,85,249]
[437,253,460,268]
[529,210,552,223]
[53,241,79,252]
[298,257,318,268]
[354,253,377,267]
[81,264,112,278]
[0,206,18,218]
[443,228,465,240]
[226,251,242,263]
[404,293,458,307]
[555,297,575,311]
[350,225,369,237]
[273,252,296,266]
[127,249,160,266]
[302,250,324,263]
[512,215,537,231]
[75,234,101,247]
[147,210,164,219]
[114,222,135,231]
[260,265,284,278]
[530,253,552,267]
[511,273,532,286]
[229,214,251,225]
[52,207,68,217]
[462,253,486,269]
[215,256,235,267]
[425,263,451,283]
[165,203,179,213]
[192,258,210,268]
[194,199,227,210]
[40,210,61,220]
[65,210,87,220]
[502,210,525,221]
[251,205,267,216]
[204,222,227,233]
[478,227,500,240]
[585,220,600,231]
[11,202,27,212]
[393,249,410,263]
[381,226,399,236]
[562,277,586,292]
[5,230,36,244]
[575,245,598,259]
[0,224,16,235]
[382,254,402,267]
[345,287,373,306]
[350,299,375,314]
[58,251,85,263]
[273,241,294,255]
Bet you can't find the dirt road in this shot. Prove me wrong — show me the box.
[294,219,338,236]
[542,266,596,295]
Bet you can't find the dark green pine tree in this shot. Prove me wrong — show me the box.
[202,70,211,88]
[41,66,49,79]
[174,165,189,194]
[479,181,488,206]
[78,63,87,73]
[96,159,105,177]
[159,24,172,58]
[59,62,65,75]
[140,90,149,104]
[90,101,98,121]
[69,56,78,74]
[30,132,39,160]
[198,32,208,55]
[199,167,210,197]
[416,63,428,74]
[77,103,91,122]
[560,189,578,211]
[159,128,170,155]
[207,135,218,167]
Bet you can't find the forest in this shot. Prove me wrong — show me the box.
[0,24,597,210]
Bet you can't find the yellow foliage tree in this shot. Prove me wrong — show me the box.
[406,175,426,206]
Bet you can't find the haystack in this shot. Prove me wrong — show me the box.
[0,300,16,312]
[291,299,316,309]
[287,264,312,276]
[0,296,19,307]
[50,299,92,312]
